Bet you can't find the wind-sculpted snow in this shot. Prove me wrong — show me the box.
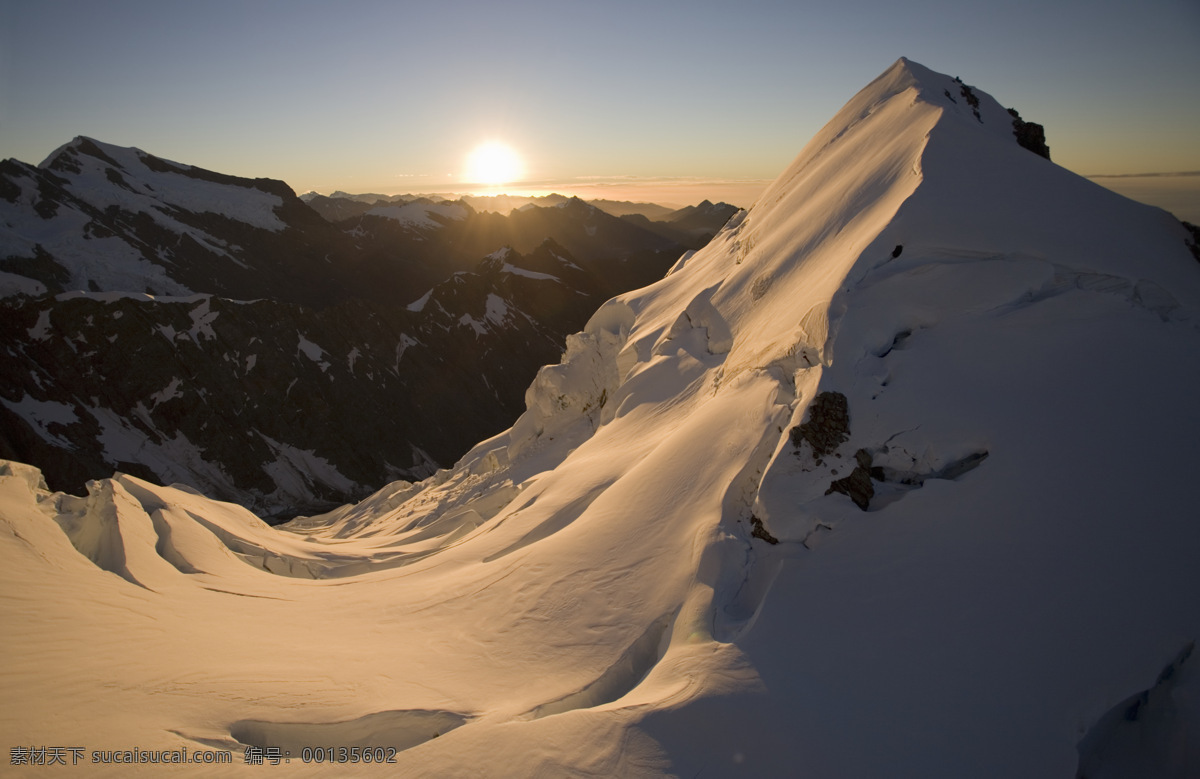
[231,709,471,754]
[3,58,1200,776]
[505,298,633,457]
[655,285,734,356]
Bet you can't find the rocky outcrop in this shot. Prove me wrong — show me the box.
[957,79,983,122]
[1007,108,1052,160]
[825,448,876,510]
[787,389,991,513]
[1183,221,1200,263]
[790,391,850,457]
[749,514,779,545]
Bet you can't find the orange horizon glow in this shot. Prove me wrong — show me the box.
[317,177,774,211]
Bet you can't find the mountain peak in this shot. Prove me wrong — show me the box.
[811,58,1049,167]
[41,136,128,173]
[555,195,596,212]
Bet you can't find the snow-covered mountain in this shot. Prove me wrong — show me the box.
[0,140,689,306]
[3,57,1199,777]
[620,198,742,249]
[0,143,690,513]
[304,192,693,222]
[0,137,358,304]
[0,240,613,518]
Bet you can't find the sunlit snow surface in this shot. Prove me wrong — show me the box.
[3,59,1200,777]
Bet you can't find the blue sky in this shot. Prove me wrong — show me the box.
[2,0,1197,207]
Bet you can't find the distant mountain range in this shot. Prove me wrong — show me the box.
[299,191,736,249]
[300,190,682,221]
[0,137,739,517]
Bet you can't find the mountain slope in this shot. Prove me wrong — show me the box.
[0,240,608,518]
[2,57,1199,777]
[619,198,740,249]
[0,141,685,308]
[0,137,359,305]
[0,140,689,512]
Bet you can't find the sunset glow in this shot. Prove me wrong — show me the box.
[464,142,523,186]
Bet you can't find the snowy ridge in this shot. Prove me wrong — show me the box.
[364,201,468,231]
[2,59,1199,776]
[42,137,287,232]
[0,136,294,296]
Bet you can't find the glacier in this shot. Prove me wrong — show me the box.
[2,58,1199,777]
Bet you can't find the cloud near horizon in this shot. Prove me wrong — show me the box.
[1085,171,1200,179]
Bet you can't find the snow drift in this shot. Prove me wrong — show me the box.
[3,58,1199,777]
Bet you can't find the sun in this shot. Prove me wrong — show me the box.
[464,141,523,187]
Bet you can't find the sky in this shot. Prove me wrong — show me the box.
[1,0,1198,214]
